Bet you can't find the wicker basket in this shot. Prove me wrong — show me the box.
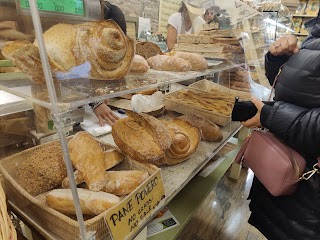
[0,140,159,239]
[0,181,17,240]
[188,80,252,99]
[164,81,251,126]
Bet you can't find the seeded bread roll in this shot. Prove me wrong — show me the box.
[136,41,162,60]
[46,188,121,215]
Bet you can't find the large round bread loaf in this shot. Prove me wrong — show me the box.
[112,112,172,164]
[158,118,201,165]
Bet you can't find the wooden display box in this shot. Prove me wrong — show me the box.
[0,140,165,240]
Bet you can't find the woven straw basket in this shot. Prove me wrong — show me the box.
[0,181,17,240]
[0,140,158,239]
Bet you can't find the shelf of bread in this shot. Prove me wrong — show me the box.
[0,132,165,239]
[0,107,242,239]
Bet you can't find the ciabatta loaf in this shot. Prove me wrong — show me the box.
[68,132,106,191]
[62,149,124,188]
[112,112,172,164]
[173,52,208,71]
[147,55,192,72]
[103,170,149,195]
[46,188,121,215]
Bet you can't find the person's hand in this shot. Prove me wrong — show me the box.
[269,35,299,56]
[241,97,264,129]
[93,103,119,126]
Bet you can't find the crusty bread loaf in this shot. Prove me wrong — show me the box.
[68,132,107,191]
[129,54,148,74]
[103,170,149,195]
[157,118,201,165]
[173,52,208,71]
[46,188,121,215]
[62,149,124,188]
[15,141,67,196]
[112,112,172,164]
[2,41,65,84]
[147,55,192,72]
[179,115,223,142]
[136,42,162,60]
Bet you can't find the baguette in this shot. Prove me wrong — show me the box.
[46,188,121,215]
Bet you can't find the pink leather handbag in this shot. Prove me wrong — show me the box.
[234,130,320,197]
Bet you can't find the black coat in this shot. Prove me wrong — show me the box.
[248,15,320,240]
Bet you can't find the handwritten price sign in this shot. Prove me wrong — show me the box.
[105,170,165,240]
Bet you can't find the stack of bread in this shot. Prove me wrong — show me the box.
[112,111,223,166]
[1,20,134,83]
[219,69,251,92]
[15,132,149,216]
[174,29,244,62]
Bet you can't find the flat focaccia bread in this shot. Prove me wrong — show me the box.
[68,132,107,191]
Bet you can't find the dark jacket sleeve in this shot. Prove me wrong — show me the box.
[260,102,320,158]
[264,52,290,86]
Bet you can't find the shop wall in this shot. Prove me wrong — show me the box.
[110,0,161,32]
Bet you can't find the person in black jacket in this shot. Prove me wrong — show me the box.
[241,16,320,240]
[90,1,127,126]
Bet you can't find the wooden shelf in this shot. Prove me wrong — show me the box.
[292,14,317,18]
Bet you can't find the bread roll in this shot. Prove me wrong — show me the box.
[136,42,162,60]
[46,188,121,215]
[158,118,201,165]
[15,141,67,196]
[62,149,124,188]
[147,55,191,72]
[174,52,208,71]
[129,54,148,74]
[68,132,107,191]
[103,170,149,195]
[179,115,223,142]
[112,111,172,164]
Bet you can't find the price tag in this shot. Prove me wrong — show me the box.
[105,170,165,240]
[20,0,85,16]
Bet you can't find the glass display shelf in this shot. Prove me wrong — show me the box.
[0,60,241,111]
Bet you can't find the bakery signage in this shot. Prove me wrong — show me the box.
[105,170,165,240]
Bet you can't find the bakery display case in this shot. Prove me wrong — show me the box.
[0,0,265,239]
